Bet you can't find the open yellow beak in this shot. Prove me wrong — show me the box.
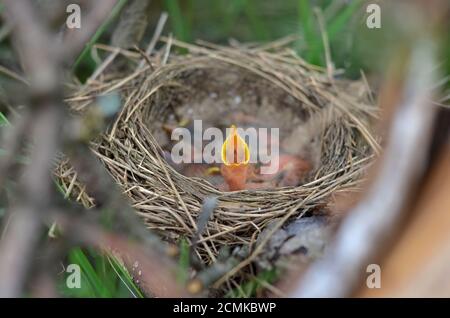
[221,125,250,166]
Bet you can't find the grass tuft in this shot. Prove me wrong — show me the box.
[59,248,143,298]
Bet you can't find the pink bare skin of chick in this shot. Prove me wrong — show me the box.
[247,155,311,188]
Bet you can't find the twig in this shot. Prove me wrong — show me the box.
[134,45,154,71]
[213,199,310,288]
[86,47,120,83]
[188,247,247,294]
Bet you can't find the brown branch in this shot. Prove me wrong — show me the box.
[0,111,31,189]
[0,0,187,298]
[0,0,64,297]
[290,41,439,297]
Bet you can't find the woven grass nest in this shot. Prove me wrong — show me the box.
[59,37,379,294]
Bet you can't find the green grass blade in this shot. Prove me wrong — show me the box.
[165,0,192,42]
[69,248,112,297]
[176,238,190,284]
[0,111,10,127]
[55,185,142,298]
[72,0,128,70]
[219,0,246,35]
[96,251,117,294]
[61,248,143,298]
[298,0,319,64]
[107,255,144,298]
[298,0,363,66]
[298,0,314,45]
[225,269,278,298]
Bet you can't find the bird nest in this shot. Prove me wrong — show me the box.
[57,38,379,294]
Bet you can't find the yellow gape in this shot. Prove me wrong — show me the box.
[221,125,250,166]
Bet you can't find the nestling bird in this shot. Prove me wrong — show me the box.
[161,115,312,191]
[220,125,250,191]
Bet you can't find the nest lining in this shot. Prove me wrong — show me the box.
[58,39,378,288]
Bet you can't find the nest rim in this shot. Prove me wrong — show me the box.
[59,38,379,293]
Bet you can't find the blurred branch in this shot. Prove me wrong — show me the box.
[358,142,450,297]
[137,12,168,69]
[0,0,63,297]
[3,0,58,94]
[0,0,190,298]
[0,110,31,189]
[291,40,439,297]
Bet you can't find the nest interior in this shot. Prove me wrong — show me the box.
[59,38,379,289]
